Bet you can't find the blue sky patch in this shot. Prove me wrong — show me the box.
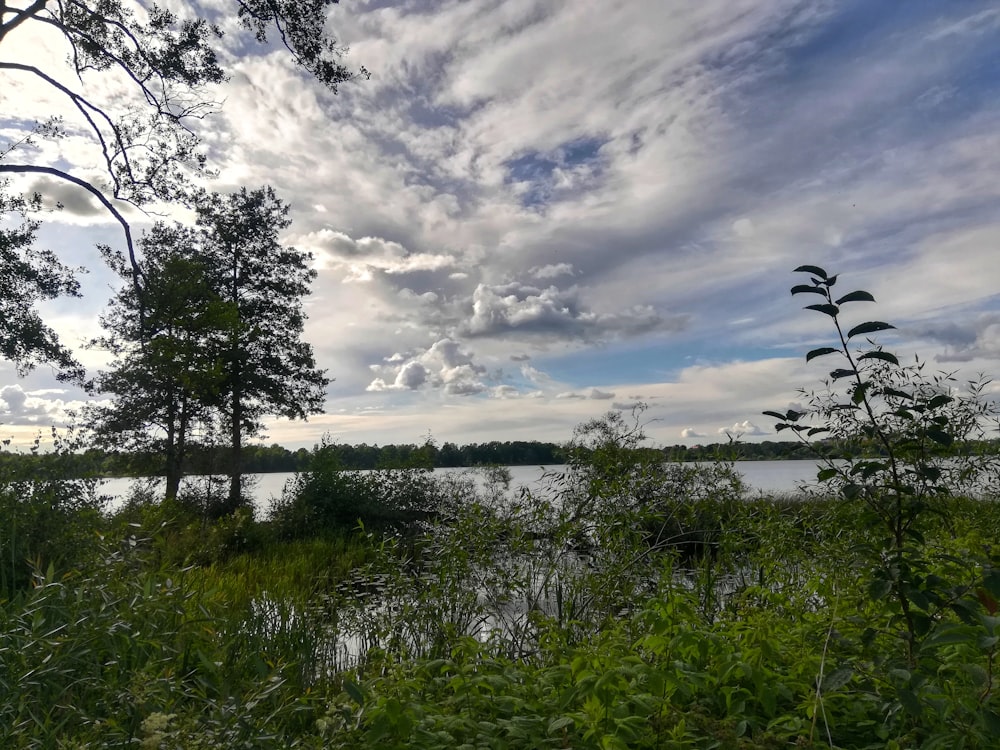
[504,136,607,209]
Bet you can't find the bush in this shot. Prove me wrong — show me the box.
[270,437,451,539]
[0,431,106,597]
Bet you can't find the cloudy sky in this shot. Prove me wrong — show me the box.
[3,0,1000,450]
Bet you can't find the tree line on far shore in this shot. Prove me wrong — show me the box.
[4,434,971,481]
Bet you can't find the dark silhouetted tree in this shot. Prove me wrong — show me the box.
[196,186,328,515]
[86,223,235,502]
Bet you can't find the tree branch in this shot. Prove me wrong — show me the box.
[0,0,46,42]
[0,61,134,196]
[0,163,145,304]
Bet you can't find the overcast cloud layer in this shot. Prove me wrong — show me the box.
[2,0,1000,449]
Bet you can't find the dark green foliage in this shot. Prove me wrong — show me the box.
[0,430,105,597]
[270,438,449,538]
[0,187,83,379]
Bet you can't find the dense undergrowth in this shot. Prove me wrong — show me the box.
[2,268,1000,748]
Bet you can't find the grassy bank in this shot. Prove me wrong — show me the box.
[2,440,1000,748]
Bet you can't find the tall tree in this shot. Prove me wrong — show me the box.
[87,224,234,502]
[0,0,362,375]
[196,186,328,514]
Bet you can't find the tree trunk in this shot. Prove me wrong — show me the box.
[227,383,242,515]
[164,389,181,503]
[166,393,190,506]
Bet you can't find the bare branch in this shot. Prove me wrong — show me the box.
[0,61,134,197]
[0,0,46,42]
[0,163,143,289]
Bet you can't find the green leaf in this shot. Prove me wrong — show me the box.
[847,321,896,338]
[817,467,838,482]
[762,410,787,420]
[984,710,1000,736]
[982,569,1000,599]
[343,679,365,706]
[927,429,953,446]
[794,265,828,278]
[806,347,839,362]
[898,688,922,718]
[868,579,892,600]
[843,483,862,499]
[924,624,974,647]
[822,667,853,692]
[805,303,839,317]
[807,427,829,436]
[547,717,574,734]
[830,368,856,380]
[835,290,876,304]
[791,284,827,296]
[858,351,900,365]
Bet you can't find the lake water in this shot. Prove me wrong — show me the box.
[98,460,826,517]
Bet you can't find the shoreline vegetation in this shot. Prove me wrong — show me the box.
[5,436,996,481]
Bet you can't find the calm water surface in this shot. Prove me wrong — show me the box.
[99,460,825,516]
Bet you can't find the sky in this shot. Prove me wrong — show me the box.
[2,0,1000,451]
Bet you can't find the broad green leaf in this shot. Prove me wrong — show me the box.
[830,368,856,380]
[982,569,1000,599]
[807,427,829,436]
[924,624,974,647]
[822,667,853,692]
[858,351,900,365]
[817,467,838,481]
[806,347,839,362]
[344,679,365,706]
[547,717,574,734]
[847,321,896,338]
[868,578,892,600]
[794,264,828,278]
[927,429,953,446]
[805,303,839,317]
[835,290,876,304]
[762,410,787,420]
[791,284,826,296]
